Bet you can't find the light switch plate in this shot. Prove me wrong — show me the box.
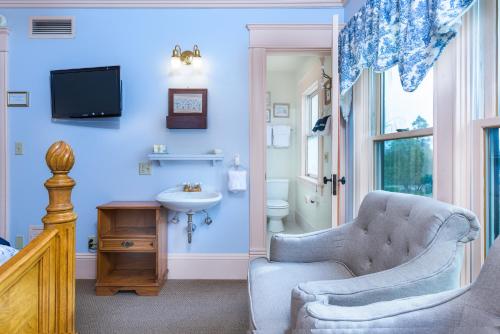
[139,162,152,175]
[15,142,23,155]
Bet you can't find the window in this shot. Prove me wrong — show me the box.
[374,67,434,197]
[303,87,320,179]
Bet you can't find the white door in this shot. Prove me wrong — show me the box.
[325,16,344,227]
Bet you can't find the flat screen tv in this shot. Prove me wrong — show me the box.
[50,66,122,119]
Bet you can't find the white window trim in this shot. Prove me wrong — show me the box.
[299,81,323,187]
[472,117,500,280]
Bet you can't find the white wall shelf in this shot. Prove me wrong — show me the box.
[148,153,224,166]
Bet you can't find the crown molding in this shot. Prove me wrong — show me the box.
[246,24,332,31]
[0,0,344,8]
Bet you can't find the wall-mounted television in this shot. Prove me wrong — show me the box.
[50,66,122,119]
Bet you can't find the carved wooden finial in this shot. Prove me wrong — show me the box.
[42,141,77,226]
[46,140,75,174]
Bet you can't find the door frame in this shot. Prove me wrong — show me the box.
[247,20,342,259]
[0,25,8,239]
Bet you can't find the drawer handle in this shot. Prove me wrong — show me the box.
[121,240,134,248]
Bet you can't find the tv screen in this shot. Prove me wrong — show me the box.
[50,66,121,119]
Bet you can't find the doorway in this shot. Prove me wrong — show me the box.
[247,21,343,259]
[265,52,334,242]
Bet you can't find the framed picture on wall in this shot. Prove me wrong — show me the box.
[273,103,289,118]
[167,88,207,129]
[7,91,30,107]
[266,109,271,123]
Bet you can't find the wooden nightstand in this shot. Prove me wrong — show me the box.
[95,201,167,296]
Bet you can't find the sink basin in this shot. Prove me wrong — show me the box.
[156,188,223,213]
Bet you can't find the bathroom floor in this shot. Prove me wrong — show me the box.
[266,219,306,256]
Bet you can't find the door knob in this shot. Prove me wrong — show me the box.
[323,176,332,184]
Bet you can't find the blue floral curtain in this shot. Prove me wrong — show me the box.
[339,0,476,96]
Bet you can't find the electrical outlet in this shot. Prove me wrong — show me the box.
[139,162,152,175]
[15,142,23,155]
[88,236,97,253]
[15,235,24,249]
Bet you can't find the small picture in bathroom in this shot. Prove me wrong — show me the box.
[266,109,271,123]
[266,91,271,108]
[273,103,289,118]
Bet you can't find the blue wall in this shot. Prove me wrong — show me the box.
[344,0,363,21]
[2,8,343,253]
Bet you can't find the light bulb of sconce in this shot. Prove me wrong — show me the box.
[192,56,202,69]
[192,44,202,69]
[170,56,181,69]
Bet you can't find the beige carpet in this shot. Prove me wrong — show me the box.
[76,279,249,334]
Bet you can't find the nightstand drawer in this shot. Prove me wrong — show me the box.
[99,238,156,252]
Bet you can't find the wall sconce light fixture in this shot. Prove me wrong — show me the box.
[171,44,202,69]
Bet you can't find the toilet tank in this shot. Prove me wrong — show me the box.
[266,179,289,201]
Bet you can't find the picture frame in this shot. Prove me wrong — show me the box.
[167,88,207,129]
[7,91,30,107]
[266,109,271,123]
[265,91,271,108]
[273,103,289,118]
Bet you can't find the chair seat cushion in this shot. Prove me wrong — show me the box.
[248,257,354,331]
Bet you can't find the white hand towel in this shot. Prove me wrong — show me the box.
[228,169,247,193]
[266,125,273,147]
[272,125,291,148]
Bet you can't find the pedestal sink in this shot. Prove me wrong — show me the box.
[156,188,222,243]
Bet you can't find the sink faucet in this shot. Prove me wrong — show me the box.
[183,183,202,192]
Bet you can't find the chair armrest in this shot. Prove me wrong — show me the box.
[296,288,467,330]
[290,240,465,327]
[269,223,352,263]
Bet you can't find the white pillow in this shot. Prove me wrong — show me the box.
[0,245,18,266]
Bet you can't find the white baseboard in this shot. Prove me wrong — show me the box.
[76,253,249,280]
[76,253,97,279]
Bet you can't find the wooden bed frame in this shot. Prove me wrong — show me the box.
[0,141,77,333]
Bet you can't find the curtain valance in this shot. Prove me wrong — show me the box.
[339,0,476,96]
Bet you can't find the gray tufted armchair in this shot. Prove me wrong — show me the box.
[296,236,500,332]
[248,191,480,333]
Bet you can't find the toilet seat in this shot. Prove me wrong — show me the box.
[267,199,289,209]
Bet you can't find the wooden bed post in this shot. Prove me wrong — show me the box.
[42,141,77,334]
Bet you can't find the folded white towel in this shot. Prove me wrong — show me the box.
[266,125,273,147]
[228,168,247,193]
[272,125,291,148]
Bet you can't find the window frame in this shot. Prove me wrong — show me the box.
[300,81,322,184]
[372,71,435,194]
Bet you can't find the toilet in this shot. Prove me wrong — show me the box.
[266,179,289,233]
